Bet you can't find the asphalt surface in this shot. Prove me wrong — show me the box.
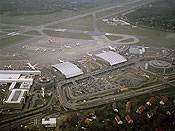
[58,79,175,110]
[0,0,156,41]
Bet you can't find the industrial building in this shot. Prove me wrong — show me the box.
[52,62,83,78]
[3,89,28,110]
[129,47,144,55]
[95,51,127,66]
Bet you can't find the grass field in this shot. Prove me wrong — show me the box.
[105,35,122,41]
[96,7,125,19]
[0,10,84,26]
[2,29,20,33]
[24,30,41,35]
[0,0,132,26]
[96,0,154,19]
[0,33,6,36]
[0,25,19,30]
[0,35,31,47]
[47,15,94,31]
[97,20,175,48]
[119,38,134,43]
[43,30,92,40]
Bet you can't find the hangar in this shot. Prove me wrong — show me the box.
[52,62,83,78]
[95,51,127,66]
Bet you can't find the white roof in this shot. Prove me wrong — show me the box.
[0,79,33,83]
[96,51,127,66]
[52,62,83,78]
[5,89,27,103]
[9,82,17,90]
[0,70,41,75]
[19,81,32,90]
[0,74,20,79]
[42,118,56,125]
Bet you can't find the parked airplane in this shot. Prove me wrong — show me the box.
[58,59,64,63]
[4,65,13,69]
[11,33,19,36]
[48,39,53,43]
[25,63,37,70]
[12,53,16,57]
[76,43,80,46]
[7,32,20,36]
[36,48,40,51]
[64,45,72,49]
[109,46,116,51]
[87,52,92,57]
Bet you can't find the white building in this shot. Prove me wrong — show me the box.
[95,51,127,66]
[3,89,28,110]
[42,118,56,128]
[52,62,83,78]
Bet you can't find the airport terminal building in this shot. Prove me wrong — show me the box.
[3,89,28,110]
[145,60,174,74]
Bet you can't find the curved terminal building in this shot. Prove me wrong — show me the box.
[146,60,173,74]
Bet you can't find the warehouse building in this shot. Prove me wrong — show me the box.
[129,47,144,55]
[52,62,83,78]
[95,51,127,66]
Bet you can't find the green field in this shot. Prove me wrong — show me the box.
[2,29,20,33]
[119,38,134,43]
[97,20,175,48]
[0,26,21,33]
[0,10,83,26]
[0,25,19,30]
[0,35,31,47]
[24,30,41,35]
[0,0,132,26]
[47,15,94,31]
[105,35,122,41]
[0,33,6,36]
[96,7,125,19]
[43,30,92,40]
[96,0,154,19]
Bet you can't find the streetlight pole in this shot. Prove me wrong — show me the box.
[53,75,56,89]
